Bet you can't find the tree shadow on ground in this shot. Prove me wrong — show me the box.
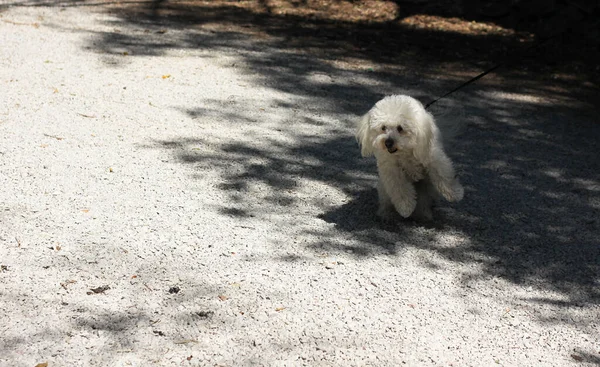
[323,95,600,310]
[11,0,599,82]
[9,0,597,70]
[61,0,596,309]
[150,86,600,311]
[0,270,259,365]
[10,0,598,117]
[7,0,598,314]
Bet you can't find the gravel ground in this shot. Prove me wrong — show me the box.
[1,2,599,366]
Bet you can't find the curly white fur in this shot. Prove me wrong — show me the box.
[356,95,464,220]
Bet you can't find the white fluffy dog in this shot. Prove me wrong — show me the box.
[356,95,464,221]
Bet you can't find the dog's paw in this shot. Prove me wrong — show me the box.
[451,182,464,202]
[438,180,464,202]
[393,199,417,218]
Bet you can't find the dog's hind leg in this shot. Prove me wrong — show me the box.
[427,147,464,202]
[411,180,434,221]
[376,179,396,219]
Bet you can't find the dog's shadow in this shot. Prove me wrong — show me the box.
[318,188,442,233]
[318,189,379,231]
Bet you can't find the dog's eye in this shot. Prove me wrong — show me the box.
[381,126,386,131]
[397,126,403,133]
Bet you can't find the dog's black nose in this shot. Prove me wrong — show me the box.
[384,138,394,149]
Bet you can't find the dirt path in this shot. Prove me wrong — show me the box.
[1,1,599,366]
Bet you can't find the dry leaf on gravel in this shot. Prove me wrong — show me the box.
[196,310,213,318]
[87,285,110,295]
[60,280,76,289]
[218,295,229,301]
[35,363,48,367]
[43,133,64,140]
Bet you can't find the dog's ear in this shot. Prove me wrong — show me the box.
[413,111,436,164]
[356,111,374,157]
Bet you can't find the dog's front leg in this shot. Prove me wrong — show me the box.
[377,158,417,218]
[427,147,464,202]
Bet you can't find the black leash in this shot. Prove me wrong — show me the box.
[424,62,505,109]
[424,34,562,109]
[422,7,587,110]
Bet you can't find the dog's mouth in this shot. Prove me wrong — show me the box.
[387,148,398,154]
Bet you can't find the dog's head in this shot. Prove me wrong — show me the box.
[356,95,438,163]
